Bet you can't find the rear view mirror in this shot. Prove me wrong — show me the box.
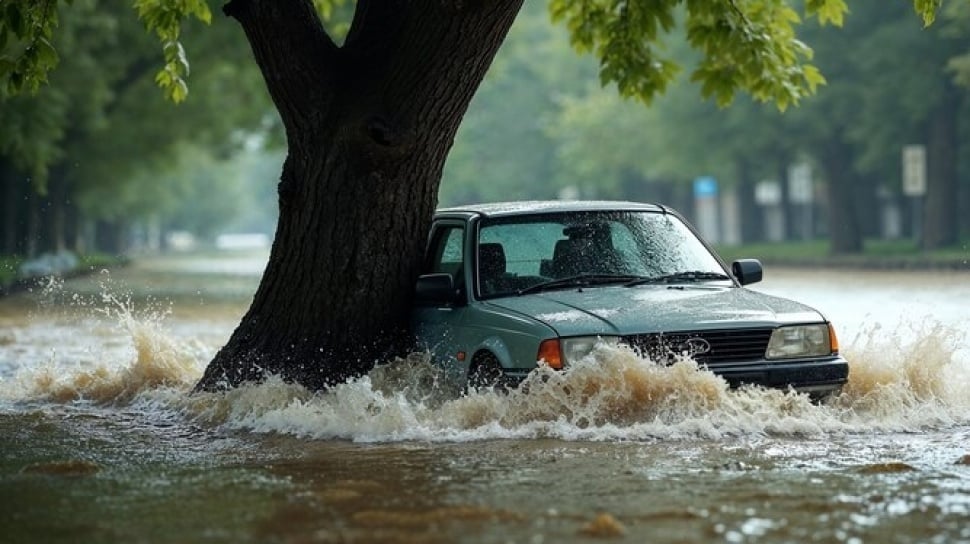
[732,259,763,286]
[415,273,461,306]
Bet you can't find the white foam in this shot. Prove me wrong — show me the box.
[2,291,967,444]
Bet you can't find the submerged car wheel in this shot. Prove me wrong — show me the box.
[809,385,844,404]
[467,352,507,392]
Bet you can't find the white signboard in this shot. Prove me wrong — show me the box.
[787,163,813,204]
[755,180,782,206]
[902,145,927,197]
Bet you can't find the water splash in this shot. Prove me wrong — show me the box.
[833,321,970,429]
[3,280,967,443]
[180,326,968,443]
[19,314,202,404]
[0,275,203,405]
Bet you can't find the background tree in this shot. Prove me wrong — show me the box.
[534,1,968,254]
[441,1,598,205]
[0,0,271,257]
[829,1,967,250]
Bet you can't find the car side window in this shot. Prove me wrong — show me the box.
[427,226,464,282]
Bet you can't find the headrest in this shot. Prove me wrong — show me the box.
[479,243,506,276]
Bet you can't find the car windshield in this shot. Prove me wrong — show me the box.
[476,210,730,298]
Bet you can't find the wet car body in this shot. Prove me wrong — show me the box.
[411,201,849,397]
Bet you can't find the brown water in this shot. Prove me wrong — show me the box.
[1,254,969,543]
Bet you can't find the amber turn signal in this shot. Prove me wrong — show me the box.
[537,339,563,369]
[828,323,840,354]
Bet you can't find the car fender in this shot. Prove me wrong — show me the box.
[470,336,515,369]
[461,302,558,372]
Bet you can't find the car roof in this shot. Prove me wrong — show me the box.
[435,200,665,219]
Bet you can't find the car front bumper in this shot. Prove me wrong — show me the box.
[503,355,849,397]
[707,356,849,395]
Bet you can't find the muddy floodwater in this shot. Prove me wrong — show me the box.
[1,253,968,543]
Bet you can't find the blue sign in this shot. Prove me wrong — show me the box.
[693,176,718,198]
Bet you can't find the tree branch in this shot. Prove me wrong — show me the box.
[223,0,340,142]
[343,0,377,49]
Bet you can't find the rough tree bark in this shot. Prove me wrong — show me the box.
[197,0,524,390]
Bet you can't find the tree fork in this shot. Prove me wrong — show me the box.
[197,0,524,391]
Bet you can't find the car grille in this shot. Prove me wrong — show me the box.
[622,328,773,366]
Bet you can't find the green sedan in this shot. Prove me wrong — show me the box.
[411,201,848,398]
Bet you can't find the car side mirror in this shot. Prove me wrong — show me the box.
[415,273,461,306]
[731,259,763,286]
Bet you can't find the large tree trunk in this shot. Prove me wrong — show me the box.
[198,0,523,390]
[45,170,69,253]
[922,85,960,250]
[734,160,762,245]
[1,160,19,255]
[25,192,41,258]
[94,220,127,255]
[821,138,863,254]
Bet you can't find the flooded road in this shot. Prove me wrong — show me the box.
[1,253,968,543]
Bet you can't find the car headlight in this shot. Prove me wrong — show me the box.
[765,324,835,359]
[537,336,620,369]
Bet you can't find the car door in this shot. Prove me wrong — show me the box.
[412,220,472,382]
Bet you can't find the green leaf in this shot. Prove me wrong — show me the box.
[0,56,15,77]
[163,40,189,76]
[5,2,25,38]
[170,77,188,103]
[802,64,826,92]
[155,64,188,103]
[155,66,173,88]
[806,0,849,26]
[186,0,212,25]
[35,38,58,69]
[914,0,942,26]
[8,69,23,92]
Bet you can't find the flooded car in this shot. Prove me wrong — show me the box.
[412,201,848,397]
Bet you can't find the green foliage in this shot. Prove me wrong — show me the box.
[805,0,847,26]
[1,0,273,238]
[1,0,960,253]
[132,0,211,103]
[1,0,948,112]
[0,255,24,287]
[311,0,348,21]
[77,252,126,269]
[158,146,281,238]
[0,0,64,94]
[442,2,600,205]
[0,87,68,192]
[943,1,970,88]
[550,0,856,109]
[65,12,272,223]
[549,0,680,103]
[0,0,211,103]
[913,0,942,26]
[1,0,353,104]
[449,0,962,206]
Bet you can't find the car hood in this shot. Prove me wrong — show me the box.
[485,285,825,337]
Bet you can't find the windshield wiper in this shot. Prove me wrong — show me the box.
[517,274,647,296]
[625,271,732,286]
